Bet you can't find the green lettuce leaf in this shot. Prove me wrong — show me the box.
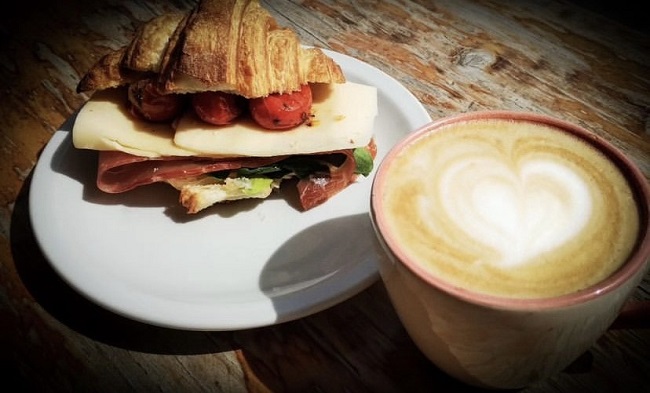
[353,147,374,176]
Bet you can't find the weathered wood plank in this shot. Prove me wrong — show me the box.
[2,1,649,392]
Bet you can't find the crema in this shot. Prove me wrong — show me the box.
[381,119,639,298]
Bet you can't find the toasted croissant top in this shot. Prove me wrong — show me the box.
[123,12,187,74]
[77,0,344,98]
[76,12,186,93]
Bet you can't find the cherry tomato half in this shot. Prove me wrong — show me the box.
[249,84,313,130]
[128,80,185,122]
[192,91,244,125]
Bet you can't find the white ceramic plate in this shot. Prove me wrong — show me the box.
[29,50,431,330]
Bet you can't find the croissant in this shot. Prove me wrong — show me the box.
[76,0,344,98]
[76,12,186,93]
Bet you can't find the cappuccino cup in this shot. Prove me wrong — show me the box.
[370,111,650,389]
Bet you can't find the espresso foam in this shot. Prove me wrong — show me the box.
[382,119,640,298]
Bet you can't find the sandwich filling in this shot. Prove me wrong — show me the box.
[72,0,378,213]
[73,81,377,212]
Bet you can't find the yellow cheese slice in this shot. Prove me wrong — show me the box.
[173,82,377,156]
[72,88,198,158]
[72,82,377,158]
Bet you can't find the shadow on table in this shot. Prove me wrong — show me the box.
[10,167,239,355]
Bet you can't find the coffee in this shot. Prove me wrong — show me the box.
[379,118,639,298]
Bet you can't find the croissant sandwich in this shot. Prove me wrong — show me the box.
[72,0,378,213]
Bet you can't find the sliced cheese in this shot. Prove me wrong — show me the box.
[72,88,199,157]
[173,82,377,156]
[72,82,377,158]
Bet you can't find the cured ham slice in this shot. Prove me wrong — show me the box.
[95,142,375,212]
[297,139,377,210]
[97,151,285,193]
[297,150,357,210]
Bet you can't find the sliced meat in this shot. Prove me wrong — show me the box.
[95,138,376,211]
[97,151,285,193]
[296,139,376,210]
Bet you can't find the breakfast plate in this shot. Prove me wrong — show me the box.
[29,49,431,330]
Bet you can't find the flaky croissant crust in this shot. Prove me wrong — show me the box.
[77,0,344,98]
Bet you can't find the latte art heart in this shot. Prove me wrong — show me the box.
[381,119,639,298]
[439,158,591,268]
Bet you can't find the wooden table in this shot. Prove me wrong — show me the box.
[2,0,648,391]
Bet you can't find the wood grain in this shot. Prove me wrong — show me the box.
[2,1,649,392]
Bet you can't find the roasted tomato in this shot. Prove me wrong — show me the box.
[128,80,185,122]
[249,84,313,130]
[192,91,245,125]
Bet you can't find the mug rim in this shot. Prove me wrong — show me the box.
[370,110,650,310]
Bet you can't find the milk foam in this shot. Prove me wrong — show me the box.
[440,156,592,268]
[382,119,639,298]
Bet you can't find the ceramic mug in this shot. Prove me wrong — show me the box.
[370,111,650,389]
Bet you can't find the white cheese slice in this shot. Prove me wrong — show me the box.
[72,82,377,158]
[173,82,377,156]
[72,88,198,158]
